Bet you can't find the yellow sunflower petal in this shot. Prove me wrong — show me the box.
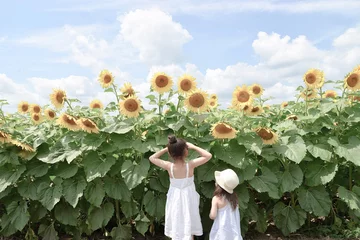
[50,89,66,109]
[184,89,209,113]
[210,94,218,101]
[281,102,288,108]
[119,96,142,118]
[303,69,325,89]
[353,65,360,72]
[120,82,135,99]
[17,101,30,114]
[301,88,318,100]
[150,72,173,94]
[0,131,11,143]
[344,71,360,91]
[57,113,80,131]
[177,74,197,95]
[31,113,43,124]
[29,104,41,114]
[231,85,253,107]
[255,127,278,145]
[90,99,104,109]
[98,69,115,88]
[211,122,237,139]
[209,99,218,108]
[264,105,271,110]
[250,84,264,97]
[349,94,360,102]
[44,109,56,120]
[77,118,99,134]
[10,139,35,152]
[322,90,337,98]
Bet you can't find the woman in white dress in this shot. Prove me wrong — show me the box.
[209,169,243,240]
[149,135,212,240]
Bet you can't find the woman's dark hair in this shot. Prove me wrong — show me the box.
[167,135,188,160]
[214,184,238,210]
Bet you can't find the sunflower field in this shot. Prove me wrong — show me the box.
[1,67,360,239]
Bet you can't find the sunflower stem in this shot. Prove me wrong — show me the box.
[112,84,120,104]
[64,99,73,111]
[305,88,308,116]
[0,110,6,124]
[349,164,353,191]
[158,94,162,116]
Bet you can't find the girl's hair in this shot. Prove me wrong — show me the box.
[167,135,187,159]
[214,184,238,210]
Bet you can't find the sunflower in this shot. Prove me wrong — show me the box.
[89,99,104,109]
[98,69,114,88]
[211,122,237,139]
[177,74,196,95]
[50,89,66,109]
[119,96,142,118]
[286,114,298,120]
[57,113,80,131]
[44,109,56,120]
[322,90,337,98]
[10,139,35,152]
[17,101,30,114]
[344,71,360,91]
[163,109,170,115]
[303,69,325,89]
[264,105,271,110]
[248,106,264,116]
[0,131,11,143]
[349,94,360,102]
[184,89,209,112]
[120,82,135,99]
[77,118,99,134]
[150,72,173,94]
[29,104,41,114]
[209,99,218,109]
[250,84,264,97]
[255,127,278,145]
[232,85,253,107]
[281,102,288,108]
[210,94,218,101]
[31,113,42,124]
[301,88,318,100]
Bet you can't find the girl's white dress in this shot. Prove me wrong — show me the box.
[209,200,243,240]
[165,163,203,240]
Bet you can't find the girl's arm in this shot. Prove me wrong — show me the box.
[209,196,218,220]
[188,143,212,168]
[149,148,171,170]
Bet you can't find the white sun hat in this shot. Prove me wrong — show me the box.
[214,169,239,194]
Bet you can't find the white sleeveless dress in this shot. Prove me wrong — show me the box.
[209,200,243,240]
[165,163,203,240]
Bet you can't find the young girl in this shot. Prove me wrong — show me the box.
[149,135,212,240]
[209,169,242,240]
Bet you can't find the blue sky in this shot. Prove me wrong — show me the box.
[1,0,360,112]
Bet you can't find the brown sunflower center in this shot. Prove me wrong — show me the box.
[251,107,259,113]
[215,124,233,134]
[33,115,40,121]
[243,105,249,111]
[347,73,359,87]
[104,74,112,84]
[210,101,216,106]
[282,102,288,107]
[189,93,205,108]
[211,95,217,100]
[326,92,336,98]
[22,104,29,112]
[155,75,169,88]
[82,119,96,128]
[64,115,77,126]
[236,91,250,103]
[124,99,139,112]
[93,103,101,108]
[180,79,192,91]
[33,106,41,113]
[257,129,274,140]
[56,92,65,103]
[48,111,55,118]
[306,73,316,84]
[252,86,261,94]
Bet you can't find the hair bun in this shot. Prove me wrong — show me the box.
[168,135,177,144]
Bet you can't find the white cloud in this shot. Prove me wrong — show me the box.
[0,36,6,43]
[333,26,360,49]
[119,9,192,65]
